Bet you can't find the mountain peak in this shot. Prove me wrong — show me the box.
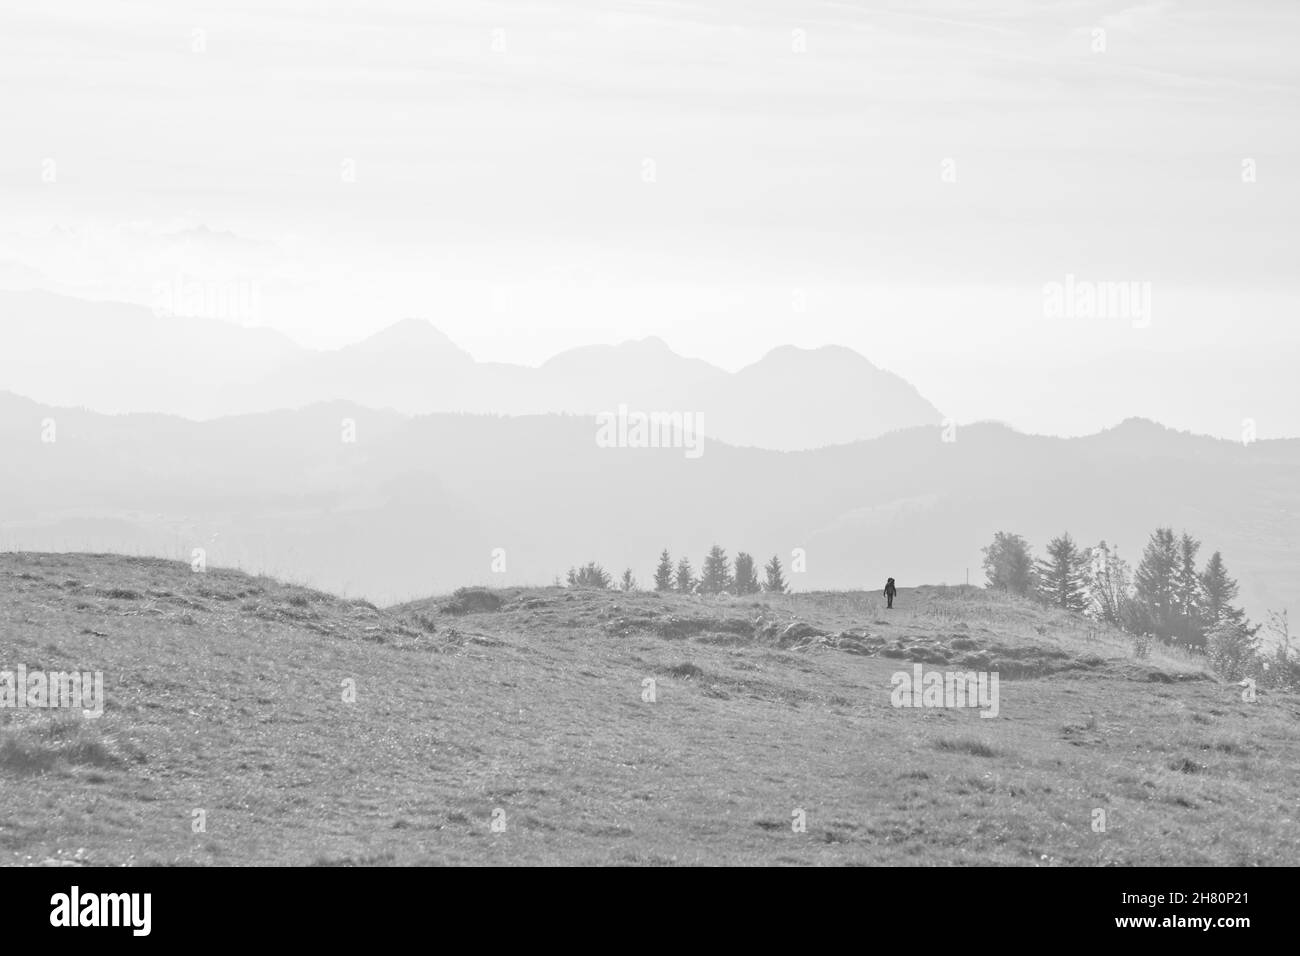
[1112,416,1164,431]
[624,335,671,351]
[539,335,701,372]
[745,343,882,375]
[353,318,466,354]
[1099,417,1181,441]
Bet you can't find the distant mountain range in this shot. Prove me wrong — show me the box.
[0,291,941,451]
[1,390,1295,632]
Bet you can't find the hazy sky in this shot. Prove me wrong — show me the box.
[1,0,1297,436]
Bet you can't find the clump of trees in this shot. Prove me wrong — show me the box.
[566,562,612,589]
[1128,530,1247,650]
[663,545,787,594]
[564,546,788,596]
[981,527,1295,687]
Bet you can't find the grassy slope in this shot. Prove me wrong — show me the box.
[1,552,1296,866]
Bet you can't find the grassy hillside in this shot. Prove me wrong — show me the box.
[1,552,1297,866]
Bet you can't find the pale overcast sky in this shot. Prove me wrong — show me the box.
[1,0,1297,436]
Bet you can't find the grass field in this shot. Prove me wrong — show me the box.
[1,552,1297,866]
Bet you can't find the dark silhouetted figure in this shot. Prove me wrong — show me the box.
[884,577,897,609]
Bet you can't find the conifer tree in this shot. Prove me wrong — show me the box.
[1035,532,1088,612]
[1134,528,1179,640]
[1199,550,1245,628]
[699,544,733,594]
[1173,532,1204,645]
[763,554,787,594]
[733,552,760,595]
[653,549,675,592]
[674,556,696,594]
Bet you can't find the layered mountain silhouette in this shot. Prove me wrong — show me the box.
[1,390,1294,630]
[0,291,941,450]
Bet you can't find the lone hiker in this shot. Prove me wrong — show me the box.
[884,577,897,609]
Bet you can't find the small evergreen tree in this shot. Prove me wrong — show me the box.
[620,568,637,592]
[674,556,696,594]
[982,532,1036,596]
[699,544,733,594]
[1036,532,1088,612]
[733,552,760,595]
[1134,528,1179,641]
[763,554,787,593]
[653,549,675,592]
[1199,550,1245,629]
[1173,532,1204,647]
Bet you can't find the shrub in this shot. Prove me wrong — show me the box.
[935,737,1000,758]
[1206,622,1259,682]
[442,587,503,615]
[1262,610,1299,690]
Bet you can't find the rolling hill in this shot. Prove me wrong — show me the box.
[1,553,1295,865]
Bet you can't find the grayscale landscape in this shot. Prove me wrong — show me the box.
[1,0,1297,872]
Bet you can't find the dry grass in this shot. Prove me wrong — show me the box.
[0,553,1294,866]
[0,715,139,775]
